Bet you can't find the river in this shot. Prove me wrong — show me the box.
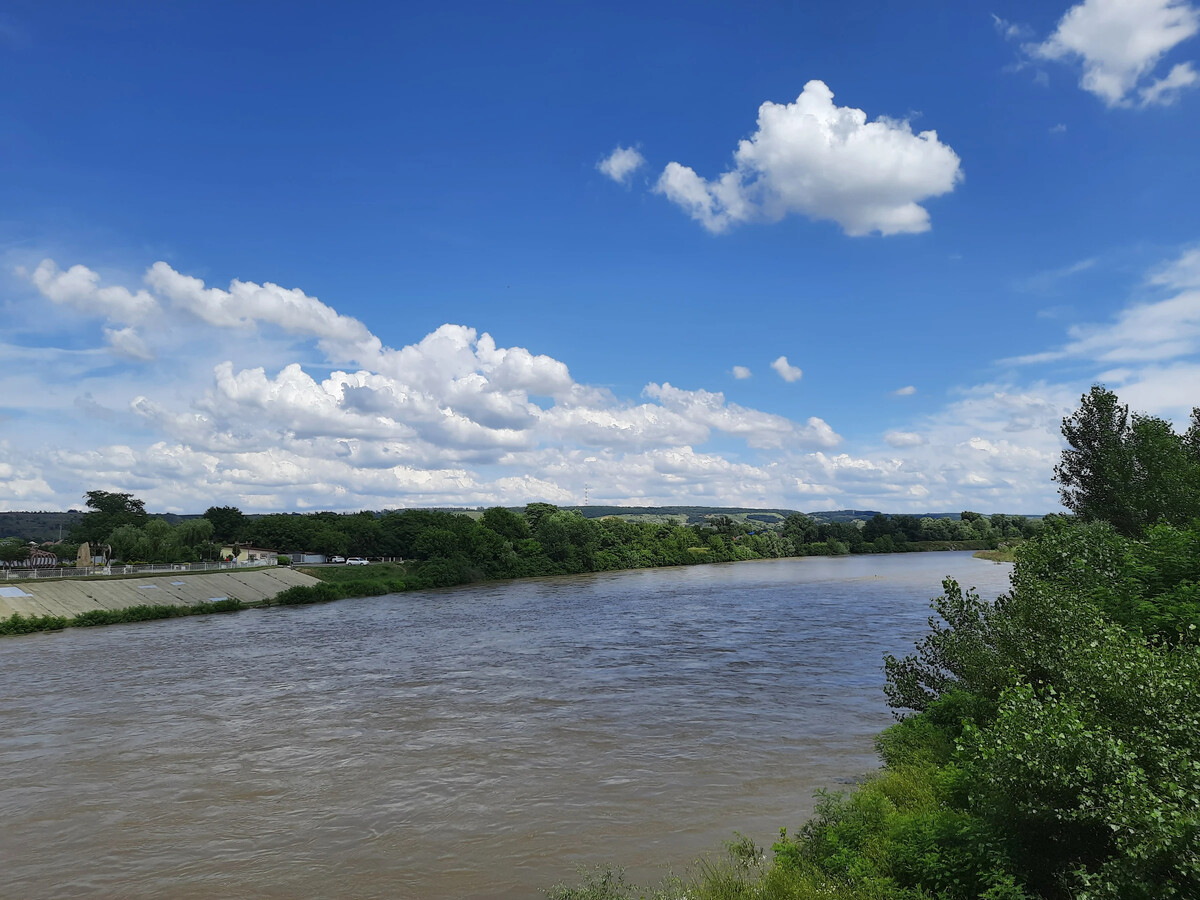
[0,552,1012,899]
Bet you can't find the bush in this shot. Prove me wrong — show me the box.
[69,598,246,627]
[0,612,70,635]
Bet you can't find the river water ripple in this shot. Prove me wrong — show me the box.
[0,552,1012,899]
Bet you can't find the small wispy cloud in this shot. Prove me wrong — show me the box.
[771,356,803,382]
[597,146,646,185]
[1017,257,1097,293]
[1006,245,1200,367]
[1150,243,1200,288]
[991,13,1031,41]
[884,430,925,447]
[731,365,752,380]
[892,385,917,396]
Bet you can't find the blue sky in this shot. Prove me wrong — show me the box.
[2,0,1199,514]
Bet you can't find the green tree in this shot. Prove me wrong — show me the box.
[1056,386,1200,535]
[480,506,530,543]
[72,491,148,544]
[0,537,31,565]
[202,506,245,543]
[523,502,559,531]
[177,517,215,549]
[1055,386,1137,534]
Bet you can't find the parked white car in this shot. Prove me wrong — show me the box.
[346,557,369,566]
[330,556,346,564]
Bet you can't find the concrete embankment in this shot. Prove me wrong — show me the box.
[0,567,321,619]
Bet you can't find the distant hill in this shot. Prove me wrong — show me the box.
[0,511,196,543]
[0,511,84,543]
[559,507,945,526]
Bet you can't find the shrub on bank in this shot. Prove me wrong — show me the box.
[0,612,70,635]
[0,599,246,635]
[71,598,246,627]
[264,577,407,606]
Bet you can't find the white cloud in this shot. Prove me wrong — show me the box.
[1138,60,1200,103]
[146,262,383,365]
[892,385,917,396]
[1150,243,1200,287]
[771,356,803,382]
[731,365,752,379]
[597,145,647,184]
[884,430,925,447]
[1030,0,1200,107]
[31,260,158,323]
[9,258,858,510]
[13,247,1198,517]
[654,80,963,236]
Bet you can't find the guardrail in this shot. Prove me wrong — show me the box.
[2,558,279,581]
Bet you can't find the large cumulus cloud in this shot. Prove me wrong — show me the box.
[654,80,963,236]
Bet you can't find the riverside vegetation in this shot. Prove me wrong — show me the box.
[547,386,1200,900]
[0,508,1030,636]
[2,486,1042,639]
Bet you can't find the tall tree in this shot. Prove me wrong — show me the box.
[202,506,245,543]
[1055,386,1200,535]
[72,491,148,544]
[1054,387,1137,534]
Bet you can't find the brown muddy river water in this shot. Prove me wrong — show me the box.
[1,552,1012,899]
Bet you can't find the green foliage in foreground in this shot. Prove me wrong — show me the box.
[549,517,1200,900]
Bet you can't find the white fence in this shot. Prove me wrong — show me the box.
[2,558,278,581]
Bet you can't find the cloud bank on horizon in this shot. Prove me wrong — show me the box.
[4,243,1200,516]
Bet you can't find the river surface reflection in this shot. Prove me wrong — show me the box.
[1,552,1012,899]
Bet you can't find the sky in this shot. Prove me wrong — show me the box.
[1,0,1199,515]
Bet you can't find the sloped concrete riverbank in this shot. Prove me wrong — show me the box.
[0,567,321,618]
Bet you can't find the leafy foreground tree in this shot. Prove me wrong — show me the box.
[548,390,1200,900]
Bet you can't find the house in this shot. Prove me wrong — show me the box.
[218,545,279,564]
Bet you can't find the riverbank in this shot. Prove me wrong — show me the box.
[0,567,320,621]
[973,547,1017,562]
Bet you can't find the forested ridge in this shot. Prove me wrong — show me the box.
[548,387,1200,899]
